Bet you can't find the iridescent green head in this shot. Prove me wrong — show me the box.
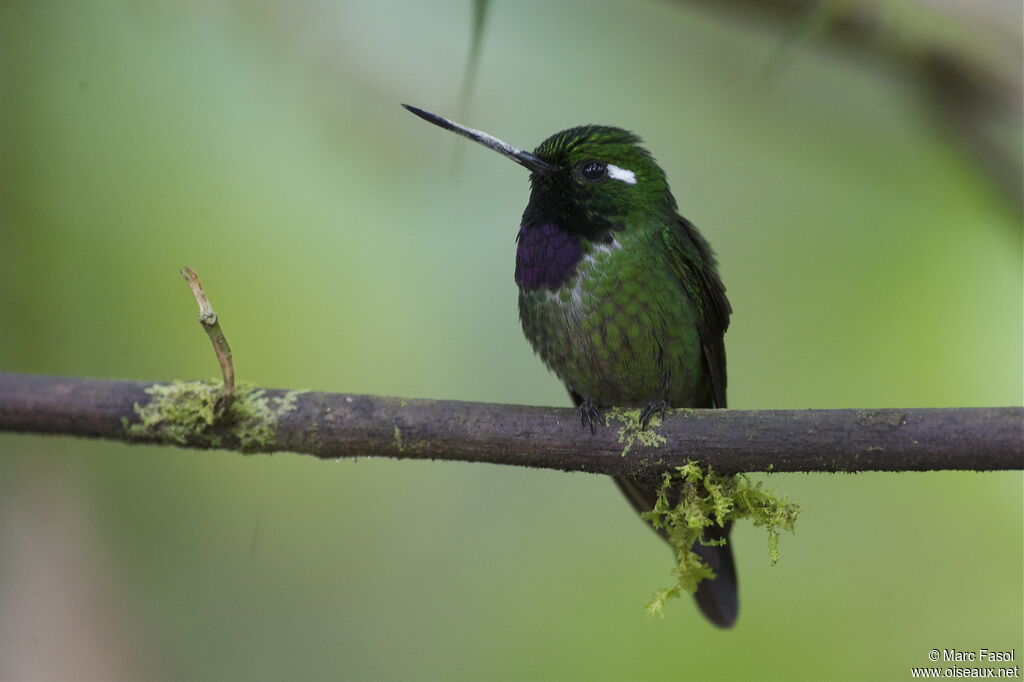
[403,105,676,238]
[525,125,674,237]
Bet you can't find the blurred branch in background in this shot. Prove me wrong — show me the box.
[458,0,490,122]
[676,0,1024,210]
[1,373,1020,475]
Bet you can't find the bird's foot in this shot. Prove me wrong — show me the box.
[639,400,668,429]
[579,398,604,434]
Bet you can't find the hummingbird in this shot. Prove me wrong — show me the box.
[404,105,736,628]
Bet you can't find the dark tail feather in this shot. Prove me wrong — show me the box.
[691,522,738,628]
[614,476,739,628]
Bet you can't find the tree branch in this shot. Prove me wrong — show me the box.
[677,0,1023,211]
[1,373,1020,476]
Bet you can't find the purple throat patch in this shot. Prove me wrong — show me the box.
[515,223,583,291]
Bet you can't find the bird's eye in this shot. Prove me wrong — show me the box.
[580,160,607,181]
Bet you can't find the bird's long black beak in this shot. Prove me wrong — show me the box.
[403,104,554,174]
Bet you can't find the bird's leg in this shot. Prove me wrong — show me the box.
[639,400,668,429]
[579,397,604,434]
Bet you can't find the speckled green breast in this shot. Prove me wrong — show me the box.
[517,230,711,408]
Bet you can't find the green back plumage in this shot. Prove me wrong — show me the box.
[662,215,731,407]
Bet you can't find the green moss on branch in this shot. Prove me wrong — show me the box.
[123,380,305,452]
[643,462,799,615]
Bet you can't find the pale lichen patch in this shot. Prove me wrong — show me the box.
[232,387,306,451]
[607,407,667,457]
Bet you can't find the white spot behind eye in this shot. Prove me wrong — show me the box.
[606,164,637,185]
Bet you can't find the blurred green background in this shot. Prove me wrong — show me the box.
[1,0,1021,680]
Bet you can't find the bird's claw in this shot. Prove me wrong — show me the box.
[639,400,668,429]
[579,399,604,434]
